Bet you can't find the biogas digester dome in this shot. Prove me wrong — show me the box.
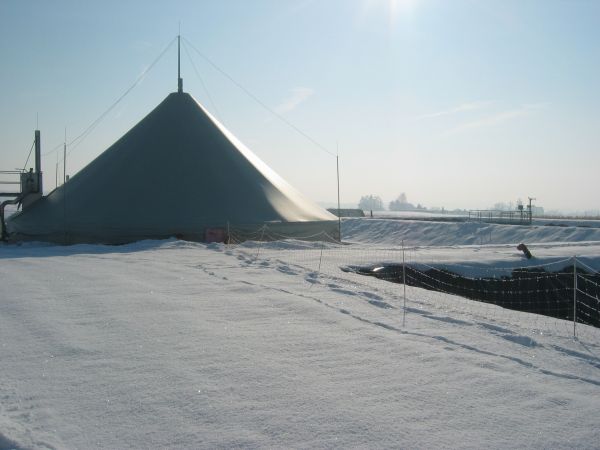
[7,92,338,244]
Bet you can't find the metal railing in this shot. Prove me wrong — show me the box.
[468,209,533,225]
[0,170,24,196]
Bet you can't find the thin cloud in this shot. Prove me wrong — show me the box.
[446,103,548,135]
[417,101,492,120]
[275,87,315,114]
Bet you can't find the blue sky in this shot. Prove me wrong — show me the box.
[1,0,599,212]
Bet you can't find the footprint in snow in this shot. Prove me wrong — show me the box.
[367,299,394,309]
[277,265,297,275]
[360,291,384,301]
[331,287,358,296]
[501,334,538,348]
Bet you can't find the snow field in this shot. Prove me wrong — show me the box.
[1,236,600,448]
[343,217,600,247]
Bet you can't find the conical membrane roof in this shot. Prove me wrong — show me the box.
[7,92,337,243]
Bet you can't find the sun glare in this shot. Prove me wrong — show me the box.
[388,0,418,15]
[363,0,419,29]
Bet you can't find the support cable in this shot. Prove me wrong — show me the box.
[182,36,336,158]
[22,140,35,171]
[43,36,178,160]
[42,142,64,157]
[181,40,222,121]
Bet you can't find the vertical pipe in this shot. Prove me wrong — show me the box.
[573,256,577,338]
[402,239,407,327]
[34,130,41,174]
[336,152,341,242]
[34,129,42,192]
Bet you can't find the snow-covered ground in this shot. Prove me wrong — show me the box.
[343,217,600,247]
[1,219,600,449]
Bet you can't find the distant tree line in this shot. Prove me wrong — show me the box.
[357,193,472,215]
[358,195,384,211]
[389,192,427,211]
[358,193,426,212]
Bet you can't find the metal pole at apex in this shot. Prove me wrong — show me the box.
[177,31,183,93]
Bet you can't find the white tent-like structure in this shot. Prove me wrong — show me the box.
[6,91,339,244]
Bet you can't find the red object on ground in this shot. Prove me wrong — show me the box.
[205,228,226,243]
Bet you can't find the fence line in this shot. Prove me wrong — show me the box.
[218,225,600,344]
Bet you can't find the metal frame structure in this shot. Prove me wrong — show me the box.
[0,130,43,240]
